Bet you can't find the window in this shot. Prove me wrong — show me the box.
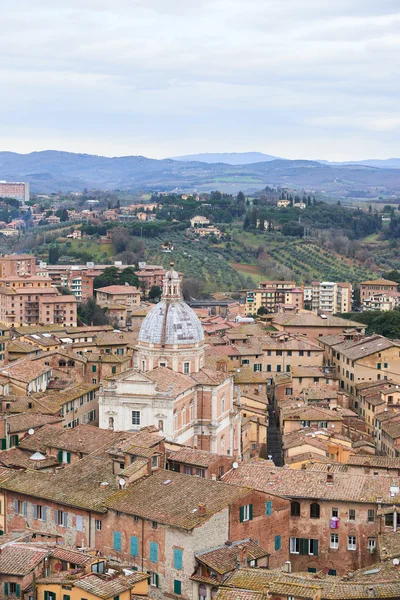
[331,508,338,518]
[92,365,97,372]
[276,350,282,356]
[308,539,318,556]
[285,388,293,396]
[150,572,159,588]
[5,583,20,597]
[196,468,205,478]
[290,501,300,517]
[277,365,281,372]
[330,533,339,549]
[265,501,272,516]
[290,537,318,556]
[368,538,376,552]
[113,530,122,551]
[254,364,262,372]
[274,535,281,551]
[301,420,310,427]
[348,509,356,521]
[151,521,158,529]
[174,548,183,570]
[328,570,337,576]
[367,509,375,522]
[267,365,271,372]
[130,536,139,557]
[173,580,182,595]
[95,520,102,531]
[150,541,159,563]
[131,411,140,426]
[239,504,253,522]
[183,362,190,374]
[241,359,250,365]
[111,366,116,374]
[377,362,381,370]
[290,537,300,554]
[63,595,71,600]
[57,450,71,464]
[34,504,47,521]
[76,515,83,531]
[199,583,207,600]
[55,510,67,527]
[348,536,356,550]
[384,362,388,369]
[310,503,320,519]
[318,421,328,429]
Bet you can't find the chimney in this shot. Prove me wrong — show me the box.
[327,473,334,484]
[238,544,248,568]
[283,560,292,573]
[197,503,206,516]
[225,540,232,547]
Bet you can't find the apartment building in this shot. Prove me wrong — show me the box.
[0,255,36,277]
[304,281,352,313]
[271,312,365,340]
[0,181,29,204]
[359,278,398,302]
[319,334,400,399]
[61,270,93,302]
[362,290,400,312]
[245,281,304,315]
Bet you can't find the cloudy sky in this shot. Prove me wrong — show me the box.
[1,0,399,160]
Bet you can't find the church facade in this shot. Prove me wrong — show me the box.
[99,264,241,457]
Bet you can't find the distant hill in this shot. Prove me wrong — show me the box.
[1,150,400,195]
[170,152,280,164]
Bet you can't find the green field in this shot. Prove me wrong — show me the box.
[65,240,114,260]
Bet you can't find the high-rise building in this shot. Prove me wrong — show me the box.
[0,181,29,204]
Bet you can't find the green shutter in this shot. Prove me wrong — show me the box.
[14,436,19,447]
[313,539,319,556]
[4,583,9,597]
[63,595,71,600]
[57,450,62,462]
[155,574,159,588]
[92,365,97,372]
[173,580,181,595]
[67,452,71,464]
[130,536,139,557]
[1,438,6,450]
[15,585,20,598]
[249,504,253,521]
[266,501,272,516]
[299,538,308,555]
[239,506,244,523]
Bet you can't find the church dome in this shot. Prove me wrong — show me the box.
[138,263,204,347]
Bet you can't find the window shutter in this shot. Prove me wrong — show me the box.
[43,507,47,522]
[239,506,244,523]
[34,505,37,520]
[23,502,27,517]
[130,536,139,557]
[63,595,71,600]
[155,574,159,588]
[266,501,272,516]
[76,515,83,531]
[62,512,67,527]
[275,535,281,551]
[174,548,183,570]
[67,452,71,464]
[150,542,158,563]
[4,583,8,596]
[313,539,319,556]
[57,450,62,462]
[14,500,18,514]
[113,530,121,551]
[249,504,253,521]
[299,538,308,556]
[173,580,181,595]
[15,585,20,598]
[55,510,59,525]
[1,438,6,450]
[15,436,19,447]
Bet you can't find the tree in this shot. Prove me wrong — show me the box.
[182,278,202,301]
[93,266,119,289]
[119,267,139,287]
[148,285,162,301]
[78,298,110,325]
[55,208,69,221]
[49,246,60,265]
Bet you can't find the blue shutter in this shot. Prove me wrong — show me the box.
[34,505,37,519]
[130,536,139,557]
[55,510,59,525]
[275,535,281,551]
[113,530,122,551]
[62,512,67,527]
[266,501,272,516]
[14,500,18,514]
[174,548,183,570]
[23,502,27,517]
[42,507,47,522]
[150,541,158,563]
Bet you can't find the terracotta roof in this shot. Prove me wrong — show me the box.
[214,591,263,600]
[95,285,140,294]
[105,468,252,530]
[328,335,399,361]
[360,278,399,286]
[74,573,149,598]
[0,448,58,470]
[169,447,231,468]
[0,542,49,575]
[0,455,116,512]
[51,546,92,566]
[0,359,51,383]
[272,312,365,329]
[282,406,343,422]
[382,421,400,439]
[223,463,400,505]
[196,539,269,575]
[6,413,62,434]
[347,455,400,469]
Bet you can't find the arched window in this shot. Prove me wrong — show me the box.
[108,417,114,429]
[199,584,207,600]
[310,502,320,519]
[211,588,218,599]
[291,501,300,517]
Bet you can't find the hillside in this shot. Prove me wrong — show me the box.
[170,152,280,164]
[2,151,400,196]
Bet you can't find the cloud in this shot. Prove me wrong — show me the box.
[0,0,399,160]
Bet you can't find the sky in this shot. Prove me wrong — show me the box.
[1,0,399,161]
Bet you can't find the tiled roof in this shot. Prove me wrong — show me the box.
[6,413,62,434]
[51,546,92,566]
[0,455,117,512]
[282,431,328,452]
[382,421,400,439]
[105,469,251,530]
[196,539,269,575]
[0,359,51,383]
[272,312,365,328]
[329,335,399,361]
[74,573,149,598]
[347,455,400,468]
[214,591,263,600]
[8,340,40,353]
[146,367,195,395]
[282,406,343,421]
[95,285,139,294]
[360,278,399,286]
[0,447,58,470]
[169,447,230,468]
[0,543,49,575]
[223,462,400,505]
[234,369,266,384]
